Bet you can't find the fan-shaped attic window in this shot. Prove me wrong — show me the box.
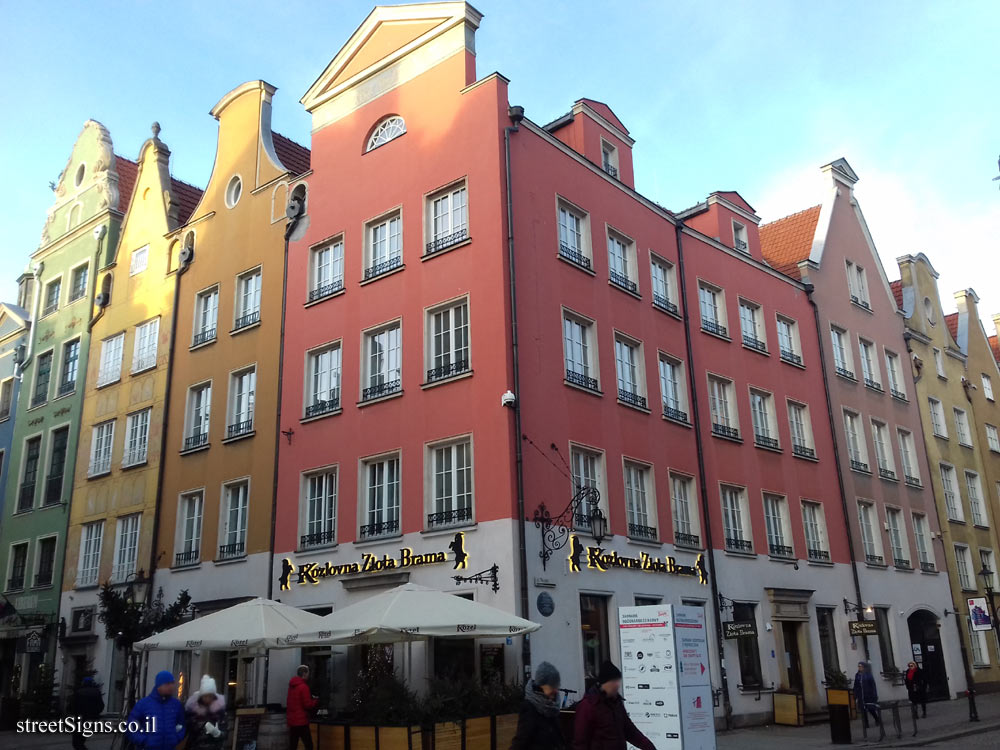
[366,116,406,152]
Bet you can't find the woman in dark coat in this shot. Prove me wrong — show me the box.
[510,662,565,750]
[904,661,928,719]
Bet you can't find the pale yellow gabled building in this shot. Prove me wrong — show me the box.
[58,126,201,712]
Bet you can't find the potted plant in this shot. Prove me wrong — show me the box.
[824,668,856,719]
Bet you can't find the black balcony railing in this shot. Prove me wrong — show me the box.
[427,507,473,529]
[743,334,767,353]
[878,467,897,480]
[364,255,403,281]
[769,543,794,558]
[904,475,922,487]
[792,443,816,459]
[618,389,647,410]
[893,557,911,569]
[864,377,883,392]
[308,279,344,302]
[755,433,779,450]
[426,228,468,254]
[851,296,872,310]
[919,561,936,573]
[609,270,638,295]
[31,391,47,407]
[850,459,870,473]
[300,529,337,549]
[712,423,740,440]
[663,405,688,423]
[726,538,753,553]
[653,293,678,315]
[557,242,592,270]
[734,238,748,252]
[183,432,208,451]
[7,574,25,591]
[566,369,599,392]
[807,548,830,562]
[305,397,341,418]
[573,512,596,532]
[836,366,856,380]
[603,163,618,178]
[34,566,53,588]
[359,519,400,539]
[780,349,803,365]
[174,549,199,567]
[865,553,884,565]
[192,328,216,347]
[218,542,245,560]
[17,483,35,512]
[362,379,401,401]
[628,523,657,541]
[44,474,63,506]
[226,420,254,439]
[233,310,260,331]
[427,360,469,383]
[890,388,907,401]
[702,319,728,338]
[58,380,76,396]
[674,531,700,547]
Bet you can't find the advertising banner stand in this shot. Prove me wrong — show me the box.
[618,605,716,750]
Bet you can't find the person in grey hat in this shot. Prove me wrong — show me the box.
[510,661,565,750]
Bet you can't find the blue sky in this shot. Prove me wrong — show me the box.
[1,0,997,318]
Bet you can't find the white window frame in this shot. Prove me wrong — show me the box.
[721,484,752,552]
[426,181,468,252]
[708,374,739,438]
[623,459,656,540]
[650,254,677,313]
[885,349,906,399]
[184,381,212,449]
[776,315,802,365]
[932,347,946,378]
[563,310,599,390]
[69,262,89,303]
[966,471,987,527]
[670,472,700,547]
[749,388,778,448]
[940,463,963,521]
[42,276,62,317]
[220,480,250,558]
[122,408,151,468]
[193,286,219,345]
[76,521,104,587]
[305,342,342,417]
[802,500,829,560]
[843,409,869,471]
[928,397,948,438]
[301,467,338,547]
[59,338,80,395]
[658,353,687,422]
[129,245,149,276]
[362,320,402,400]
[886,507,909,568]
[732,221,748,252]
[897,428,920,484]
[89,420,115,477]
[871,419,896,478]
[607,228,637,293]
[360,452,401,539]
[846,260,870,307]
[426,297,470,383]
[986,424,1000,453]
[954,408,973,446]
[982,374,995,402]
[226,366,256,438]
[858,501,883,564]
[787,400,815,457]
[96,333,124,387]
[763,493,792,558]
[831,326,854,377]
[364,209,403,278]
[556,198,591,268]
[859,338,880,389]
[366,115,406,151]
[913,513,932,570]
[954,544,974,590]
[309,238,345,300]
[570,444,608,531]
[739,299,766,351]
[235,268,262,328]
[613,332,646,408]
[427,436,474,528]
[177,491,204,563]
[699,282,728,337]
[111,513,141,582]
[131,317,159,373]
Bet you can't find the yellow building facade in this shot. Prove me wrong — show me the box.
[58,128,201,712]
[896,254,1000,691]
[149,81,308,705]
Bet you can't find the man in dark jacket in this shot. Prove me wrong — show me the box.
[573,661,655,750]
[287,665,318,750]
[71,676,104,750]
[127,670,186,750]
[510,661,565,750]
[853,661,884,740]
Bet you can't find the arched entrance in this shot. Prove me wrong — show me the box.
[907,610,949,700]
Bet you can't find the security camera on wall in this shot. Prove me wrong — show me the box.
[501,390,516,408]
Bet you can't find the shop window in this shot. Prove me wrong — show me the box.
[580,593,610,685]
[816,607,840,679]
[874,606,896,672]
[732,602,762,689]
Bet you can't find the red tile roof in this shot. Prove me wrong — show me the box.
[273,133,311,175]
[989,335,1000,364]
[170,178,203,225]
[944,313,959,343]
[889,280,903,310]
[759,205,821,280]
[114,156,139,213]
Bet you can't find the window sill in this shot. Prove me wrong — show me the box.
[421,370,474,390]
[296,542,338,554]
[95,378,121,390]
[742,343,770,357]
[662,413,691,428]
[807,559,834,568]
[12,509,33,516]
[180,444,210,456]
[626,536,662,549]
[958,441,974,449]
[230,321,261,337]
[700,328,731,343]
[779,356,806,370]
[222,430,255,445]
[608,279,641,300]
[724,548,756,559]
[890,393,909,404]
[973,523,991,531]
[300,408,343,425]
[421,522,478,538]
[711,431,743,444]
[421,237,472,262]
[672,540,703,553]
[933,433,949,440]
[189,338,217,352]
[171,562,202,571]
[792,451,819,463]
[850,466,872,476]
[616,398,651,414]
[768,554,797,564]
[87,470,111,480]
[919,567,938,575]
[74,583,100,591]
[53,389,77,402]
[121,459,148,471]
[30,583,54,591]
[947,518,966,525]
[304,287,346,308]
[754,442,783,454]
[835,372,857,384]
[214,555,247,565]
[357,390,404,408]
[865,561,889,569]
[25,402,48,412]
[652,302,681,321]
[359,264,406,286]
[0,416,9,423]
[563,379,603,398]
[892,565,914,573]
[555,252,595,276]
[850,299,874,314]
[131,364,156,377]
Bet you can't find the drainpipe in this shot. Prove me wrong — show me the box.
[504,105,531,680]
[87,225,108,331]
[805,288,869,660]
[674,223,732,729]
[18,261,45,375]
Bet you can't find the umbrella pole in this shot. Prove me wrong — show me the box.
[262,648,269,707]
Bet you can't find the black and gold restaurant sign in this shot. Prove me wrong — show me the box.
[567,535,708,585]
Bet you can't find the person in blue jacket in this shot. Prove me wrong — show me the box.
[853,661,885,740]
[127,670,186,750]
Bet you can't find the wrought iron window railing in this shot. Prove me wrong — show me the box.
[309,279,344,303]
[864,377,883,392]
[566,369,599,392]
[904,475,922,487]
[663,405,688,423]
[362,379,402,401]
[807,548,830,562]
[780,349,803,365]
[17,483,35,512]
[44,474,63,506]
[726,537,753,553]
[890,388,907,401]
[755,433,779,450]
[628,523,657,541]
[192,328,216,347]
[769,543,794,558]
[226,420,254,439]
[7,574,25,591]
[712,423,740,440]
[174,549,200,567]
[742,335,767,353]
[184,432,208,451]
[427,360,469,383]
[893,558,911,569]
[792,444,816,459]
[850,459,869,473]
[364,255,403,281]
[559,243,591,270]
[653,293,678,315]
[359,519,400,539]
[865,553,884,565]
[919,561,936,573]
[603,163,618,178]
[734,239,748,252]
[300,529,337,549]
[218,542,245,560]
[609,270,638,294]
[702,319,728,338]
[878,467,897,480]
[305,396,341,418]
[426,228,468,255]
[618,389,647,410]
[835,366,855,380]
[427,507,473,529]
[674,531,700,548]
[233,310,260,331]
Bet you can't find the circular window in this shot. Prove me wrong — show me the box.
[225,175,243,208]
[924,297,935,324]
[74,164,86,187]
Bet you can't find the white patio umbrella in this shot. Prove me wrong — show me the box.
[297,583,541,645]
[133,597,326,652]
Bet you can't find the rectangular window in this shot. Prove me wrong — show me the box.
[733,602,763,688]
[709,375,738,439]
[570,446,604,531]
[831,327,853,378]
[363,322,402,400]
[235,269,262,329]
[885,350,906,399]
[859,339,881,390]
[427,299,469,382]
[220,481,249,558]
[302,469,337,547]
[897,429,920,485]
[732,221,748,252]
[843,410,868,472]
[802,501,829,561]
[601,141,619,175]
[365,212,403,279]
[954,408,972,446]
[177,492,203,565]
[34,536,57,587]
[184,383,211,450]
[607,231,637,293]
[968,618,989,666]
[671,473,698,547]
[614,334,645,408]
[928,398,947,437]
[699,283,727,337]
[33,351,52,406]
[980,550,996,589]
[7,542,28,590]
[816,607,840,678]
[874,607,896,671]
[858,501,882,564]
[77,521,104,587]
[427,183,468,253]
[69,264,89,302]
[886,508,909,568]
[913,514,933,570]
[739,300,766,352]
[0,378,13,420]
[763,493,791,557]
[954,544,974,590]
[650,257,677,313]
[871,420,896,479]
[59,339,80,396]
[123,409,150,467]
[227,367,256,439]
[17,437,41,512]
[557,202,590,269]
[129,246,149,276]
[932,348,946,378]
[776,316,802,365]
[721,485,751,552]
[788,401,815,458]
[658,354,687,422]
[97,333,124,387]
[132,318,159,373]
[89,420,114,477]
[44,427,69,506]
[111,513,141,582]
[563,313,598,391]
[940,464,963,521]
[430,438,473,528]
[309,239,345,301]
[305,344,342,418]
[846,260,870,308]
[580,594,611,684]
[362,454,400,538]
[193,287,219,346]
[983,374,995,401]
[624,461,655,540]
[988,425,1000,453]
[750,389,778,449]
[966,472,986,527]
[42,279,61,316]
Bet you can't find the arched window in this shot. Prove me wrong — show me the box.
[366,116,406,152]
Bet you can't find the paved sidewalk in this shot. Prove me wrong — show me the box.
[717,693,1000,749]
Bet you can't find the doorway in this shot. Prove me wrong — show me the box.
[907,610,948,700]
[781,621,804,694]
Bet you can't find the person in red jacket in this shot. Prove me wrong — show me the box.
[573,662,655,750]
[286,665,319,750]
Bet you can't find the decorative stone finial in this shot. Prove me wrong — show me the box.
[151,122,161,138]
